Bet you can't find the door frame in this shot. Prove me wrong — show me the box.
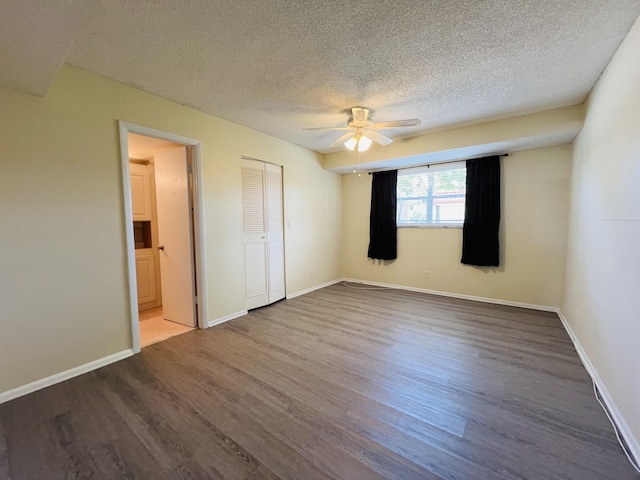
[118,121,209,354]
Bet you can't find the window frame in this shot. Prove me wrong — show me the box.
[396,161,467,228]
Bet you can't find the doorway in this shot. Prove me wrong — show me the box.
[119,122,208,353]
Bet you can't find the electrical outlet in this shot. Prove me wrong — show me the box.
[309,270,313,279]
[424,270,430,279]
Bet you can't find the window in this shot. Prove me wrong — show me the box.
[397,162,466,227]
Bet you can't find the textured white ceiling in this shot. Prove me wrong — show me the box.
[0,0,85,95]
[2,1,640,153]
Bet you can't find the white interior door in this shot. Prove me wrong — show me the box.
[154,146,196,327]
[242,159,270,310]
[266,163,285,303]
[242,158,285,310]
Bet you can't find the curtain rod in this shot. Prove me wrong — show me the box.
[366,153,509,175]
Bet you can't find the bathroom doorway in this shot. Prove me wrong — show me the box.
[119,122,208,352]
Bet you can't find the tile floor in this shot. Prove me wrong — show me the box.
[138,306,194,347]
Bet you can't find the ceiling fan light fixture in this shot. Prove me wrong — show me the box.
[357,135,372,152]
[344,136,358,151]
[345,134,372,152]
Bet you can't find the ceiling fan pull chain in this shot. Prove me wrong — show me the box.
[352,146,362,176]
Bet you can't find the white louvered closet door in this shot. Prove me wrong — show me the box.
[265,162,285,303]
[241,158,285,310]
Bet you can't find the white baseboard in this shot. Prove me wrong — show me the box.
[0,349,134,404]
[286,278,344,300]
[556,309,640,466]
[341,277,556,312]
[208,310,248,328]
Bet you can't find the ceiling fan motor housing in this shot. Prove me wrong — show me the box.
[349,107,371,129]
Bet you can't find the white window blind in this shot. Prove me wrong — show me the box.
[397,162,466,227]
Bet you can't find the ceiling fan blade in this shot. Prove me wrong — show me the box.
[328,132,355,148]
[365,130,393,145]
[303,126,352,131]
[370,119,421,129]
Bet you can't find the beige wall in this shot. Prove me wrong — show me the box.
[0,66,342,394]
[562,17,640,454]
[342,146,571,307]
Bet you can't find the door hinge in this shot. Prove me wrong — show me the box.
[194,295,198,305]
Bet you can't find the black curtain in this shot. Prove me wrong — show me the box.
[368,170,397,260]
[461,156,501,266]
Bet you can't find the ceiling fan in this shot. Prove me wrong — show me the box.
[304,107,421,151]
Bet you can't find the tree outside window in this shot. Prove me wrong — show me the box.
[397,163,466,226]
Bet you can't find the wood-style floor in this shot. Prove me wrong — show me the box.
[139,307,195,348]
[1,284,637,479]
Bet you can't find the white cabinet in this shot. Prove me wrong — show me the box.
[135,249,157,305]
[130,161,162,310]
[130,163,153,221]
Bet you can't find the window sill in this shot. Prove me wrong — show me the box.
[398,224,463,229]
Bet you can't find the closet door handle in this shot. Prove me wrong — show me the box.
[157,245,165,251]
